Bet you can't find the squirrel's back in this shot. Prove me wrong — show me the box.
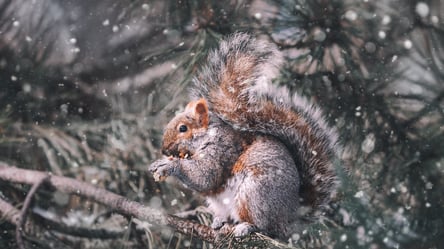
[191,33,340,216]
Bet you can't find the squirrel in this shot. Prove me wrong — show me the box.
[149,33,340,240]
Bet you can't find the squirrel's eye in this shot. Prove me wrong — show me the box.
[178,125,188,132]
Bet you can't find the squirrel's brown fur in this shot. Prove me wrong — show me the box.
[149,33,340,240]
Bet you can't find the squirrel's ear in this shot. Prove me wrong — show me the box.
[193,98,209,128]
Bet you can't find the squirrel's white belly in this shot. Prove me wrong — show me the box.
[206,175,242,223]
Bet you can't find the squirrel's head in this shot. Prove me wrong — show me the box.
[162,98,209,158]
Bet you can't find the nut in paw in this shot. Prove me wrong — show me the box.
[152,171,167,182]
[148,158,176,182]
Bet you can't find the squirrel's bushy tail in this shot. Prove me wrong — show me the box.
[191,33,339,216]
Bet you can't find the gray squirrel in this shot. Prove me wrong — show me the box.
[149,33,340,240]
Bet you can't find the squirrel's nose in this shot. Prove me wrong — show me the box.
[161,139,171,155]
[161,142,178,157]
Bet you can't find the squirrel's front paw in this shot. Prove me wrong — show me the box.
[148,158,176,182]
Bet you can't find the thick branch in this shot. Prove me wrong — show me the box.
[0,163,166,224]
[0,163,294,248]
[0,163,216,242]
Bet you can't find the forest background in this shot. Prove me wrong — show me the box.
[0,0,443,248]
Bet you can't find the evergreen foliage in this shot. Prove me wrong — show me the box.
[0,0,443,248]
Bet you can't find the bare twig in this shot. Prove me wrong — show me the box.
[16,175,49,249]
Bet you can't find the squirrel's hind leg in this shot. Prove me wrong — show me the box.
[234,136,301,239]
[211,216,227,230]
[232,222,257,237]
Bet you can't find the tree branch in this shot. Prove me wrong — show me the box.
[0,164,219,241]
[0,163,166,224]
[0,163,293,248]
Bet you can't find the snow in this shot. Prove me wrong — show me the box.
[23,83,31,93]
[365,42,376,53]
[345,10,357,21]
[361,133,375,154]
[403,40,412,49]
[381,15,391,25]
[313,29,326,42]
[378,31,386,39]
[415,2,429,18]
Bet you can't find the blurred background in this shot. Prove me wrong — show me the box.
[0,0,443,248]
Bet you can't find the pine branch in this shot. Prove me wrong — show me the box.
[0,163,295,249]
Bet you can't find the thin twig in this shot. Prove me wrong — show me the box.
[16,175,49,249]
[0,197,21,225]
